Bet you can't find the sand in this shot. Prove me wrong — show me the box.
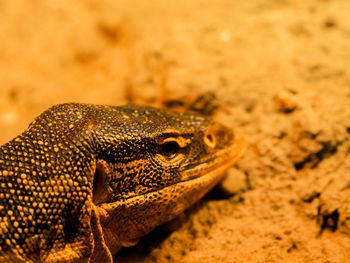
[0,0,349,262]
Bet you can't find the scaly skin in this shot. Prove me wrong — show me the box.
[0,103,244,262]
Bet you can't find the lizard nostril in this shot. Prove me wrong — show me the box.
[204,132,216,148]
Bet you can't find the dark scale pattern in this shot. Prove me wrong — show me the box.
[0,103,244,262]
[0,104,98,262]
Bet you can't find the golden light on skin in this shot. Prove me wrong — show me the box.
[122,113,130,119]
[161,129,192,146]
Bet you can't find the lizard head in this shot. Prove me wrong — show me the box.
[91,105,244,253]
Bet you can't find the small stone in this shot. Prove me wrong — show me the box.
[274,91,297,114]
[216,168,247,196]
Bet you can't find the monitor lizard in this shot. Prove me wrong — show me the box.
[0,103,244,262]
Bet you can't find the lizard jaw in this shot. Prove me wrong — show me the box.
[96,132,245,253]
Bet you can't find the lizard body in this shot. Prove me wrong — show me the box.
[0,103,244,262]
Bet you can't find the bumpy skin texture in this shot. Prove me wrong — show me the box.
[0,103,244,262]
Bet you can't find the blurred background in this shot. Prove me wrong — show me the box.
[1,0,349,144]
[1,1,350,262]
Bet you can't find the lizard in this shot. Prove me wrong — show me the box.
[0,103,244,262]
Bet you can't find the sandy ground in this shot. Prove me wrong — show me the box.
[1,0,350,262]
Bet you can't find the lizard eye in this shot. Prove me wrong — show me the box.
[156,135,189,164]
[160,141,180,158]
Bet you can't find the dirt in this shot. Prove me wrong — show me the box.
[1,0,350,262]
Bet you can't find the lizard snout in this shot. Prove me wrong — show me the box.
[203,123,235,151]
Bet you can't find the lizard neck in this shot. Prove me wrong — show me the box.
[0,113,97,261]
